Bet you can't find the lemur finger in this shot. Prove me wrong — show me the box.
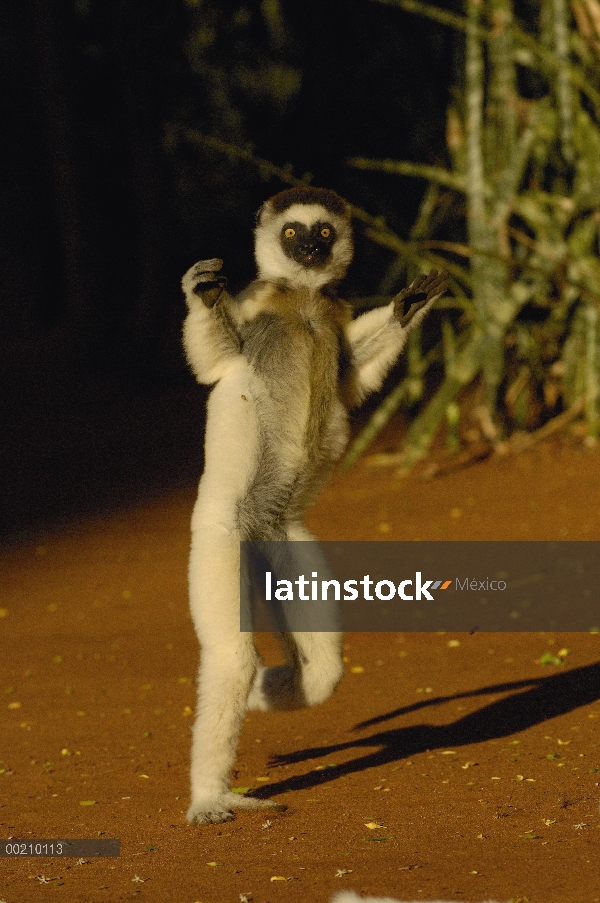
[193,271,226,285]
[419,268,449,299]
[193,258,223,275]
[406,272,429,294]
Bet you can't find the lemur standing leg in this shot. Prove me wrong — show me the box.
[184,261,287,823]
[187,525,289,823]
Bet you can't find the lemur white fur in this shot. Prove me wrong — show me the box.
[181,187,447,825]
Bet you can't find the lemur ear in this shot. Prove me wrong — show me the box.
[255,198,273,226]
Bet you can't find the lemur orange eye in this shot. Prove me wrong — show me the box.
[320,227,331,238]
[284,227,295,239]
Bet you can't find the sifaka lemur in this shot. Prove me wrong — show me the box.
[181,186,448,824]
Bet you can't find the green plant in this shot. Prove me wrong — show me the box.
[344,0,600,467]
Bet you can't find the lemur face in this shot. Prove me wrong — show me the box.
[254,187,353,288]
[280,220,336,268]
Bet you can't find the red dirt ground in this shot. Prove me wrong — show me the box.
[1,438,600,903]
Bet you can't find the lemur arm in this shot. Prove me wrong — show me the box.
[346,269,448,403]
[181,259,242,385]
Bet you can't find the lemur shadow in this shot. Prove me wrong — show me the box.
[250,660,600,799]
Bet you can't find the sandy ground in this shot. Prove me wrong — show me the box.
[1,438,599,903]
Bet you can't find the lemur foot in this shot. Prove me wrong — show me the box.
[182,258,227,308]
[394,269,449,327]
[187,791,287,825]
[247,664,304,711]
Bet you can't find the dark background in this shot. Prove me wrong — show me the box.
[0,0,454,544]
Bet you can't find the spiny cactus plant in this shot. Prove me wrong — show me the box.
[344,0,600,467]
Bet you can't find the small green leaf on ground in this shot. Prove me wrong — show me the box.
[539,652,565,666]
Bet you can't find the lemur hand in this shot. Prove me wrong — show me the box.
[183,258,228,308]
[393,269,449,327]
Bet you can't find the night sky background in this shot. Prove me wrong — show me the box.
[1,0,456,543]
